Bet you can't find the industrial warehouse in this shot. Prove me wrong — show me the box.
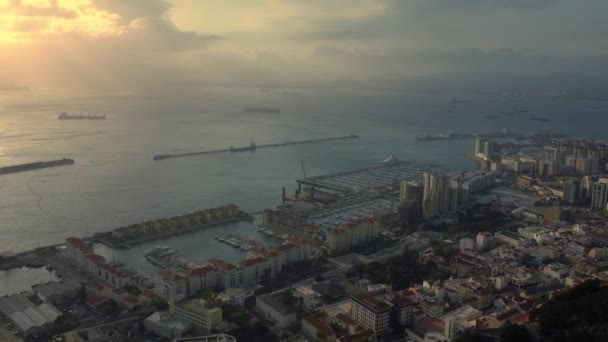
[0,294,63,338]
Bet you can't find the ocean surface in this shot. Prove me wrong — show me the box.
[0,86,606,257]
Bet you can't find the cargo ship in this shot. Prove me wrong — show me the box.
[58,112,106,120]
[0,158,75,175]
[230,142,256,152]
[529,117,551,122]
[243,107,281,114]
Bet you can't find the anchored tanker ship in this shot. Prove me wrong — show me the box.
[58,112,106,120]
[243,107,281,114]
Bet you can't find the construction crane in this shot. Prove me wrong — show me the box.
[300,160,307,178]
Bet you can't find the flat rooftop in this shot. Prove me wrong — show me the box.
[297,160,438,194]
[306,196,393,231]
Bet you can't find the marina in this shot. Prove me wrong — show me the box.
[143,245,200,270]
[152,134,359,161]
[215,232,268,251]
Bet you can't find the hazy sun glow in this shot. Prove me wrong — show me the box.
[0,0,128,43]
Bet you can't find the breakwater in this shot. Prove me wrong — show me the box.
[153,134,359,161]
[94,204,254,248]
[0,158,74,175]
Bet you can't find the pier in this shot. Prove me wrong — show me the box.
[153,134,359,161]
[94,205,254,248]
[0,158,75,176]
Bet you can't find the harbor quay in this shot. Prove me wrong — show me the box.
[94,204,254,248]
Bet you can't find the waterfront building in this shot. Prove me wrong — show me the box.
[502,157,521,173]
[350,293,392,336]
[208,258,239,289]
[110,204,241,241]
[326,217,380,251]
[156,270,187,302]
[65,237,93,267]
[65,237,130,289]
[155,241,312,302]
[238,257,269,289]
[483,140,498,159]
[591,178,608,211]
[422,172,452,217]
[171,299,222,330]
[475,137,487,156]
[256,291,298,329]
[400,180,423,204]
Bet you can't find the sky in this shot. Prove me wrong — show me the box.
[0,0,607,91]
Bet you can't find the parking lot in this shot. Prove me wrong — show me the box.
[0,317,23,342]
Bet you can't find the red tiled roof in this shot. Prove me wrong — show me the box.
[335,313,358,326]
[418,317,445,334]
[159,270,185,282]
[187,265,216,276]
[352,293,391,312]
[66,237,93,253]
[86,295,102,307]
[303,312,334,337]
[123,295,140,304]
[86,254,106,264]
[251,247,279,258]
[458,253,481,265]
[143,289,156,298]
[113,288,127,295]
[275,243,297,252]
[239,257,268,268]
[208,258,236,271]
[102,264,127,278]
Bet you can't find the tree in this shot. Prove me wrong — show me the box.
[500,324,531,342]
[530,279,608,340]
[100,299,120,317]
[77,284,87,305]
[152,298,168,311]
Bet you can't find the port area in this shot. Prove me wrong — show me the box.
[0,158,75,176]
[94,205,254,249]
[296,159,441,198]
[152,134,359,161]
[417,130,520,141]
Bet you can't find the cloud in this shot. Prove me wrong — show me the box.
[398,0,559,13]
[0,0,223,90]
[11,0,78,19]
